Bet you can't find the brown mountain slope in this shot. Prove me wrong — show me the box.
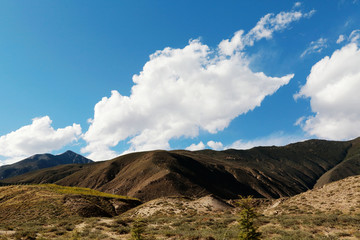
[264,175,360,215]
[315,137,360,188]
[2,138,359,201]
[55,151,262,200]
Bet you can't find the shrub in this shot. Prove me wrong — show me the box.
[131,219,146,240]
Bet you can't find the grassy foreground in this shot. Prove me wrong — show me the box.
[0,208,358,239]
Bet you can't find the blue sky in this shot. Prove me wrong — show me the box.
[1,0,360,164]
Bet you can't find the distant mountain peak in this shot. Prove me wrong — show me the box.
[58,150,77,156]
[0,151,93,180]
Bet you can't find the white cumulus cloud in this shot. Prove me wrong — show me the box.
[295,41,360,140]
[81,8,313,160]
[301,38,328,58]
[185,133,305,151]
[185,141,206,151]
[337,34,345,44]
[207,141,224,150]
[228,133,305,150]
[349,30,360,44]
[219,10,309,55]
[294,2,302,8]
[0,116,82,165]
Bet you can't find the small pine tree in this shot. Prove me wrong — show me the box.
[237,196,261,240]
[131,219,145,240]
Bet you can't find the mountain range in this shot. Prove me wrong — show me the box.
[1,138,359,201]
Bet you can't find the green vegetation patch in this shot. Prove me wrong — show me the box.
[41,184,139,200]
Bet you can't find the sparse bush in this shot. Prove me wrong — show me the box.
[70,230,81,240]
[131,219,146,240]
[13,230,37,240]
[55,230,66,236]
[117,225,131,234]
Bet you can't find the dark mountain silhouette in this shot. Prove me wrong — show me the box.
[1,138,359,201]
[0,150,93,180]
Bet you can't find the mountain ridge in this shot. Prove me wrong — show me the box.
[1,138,359,201]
